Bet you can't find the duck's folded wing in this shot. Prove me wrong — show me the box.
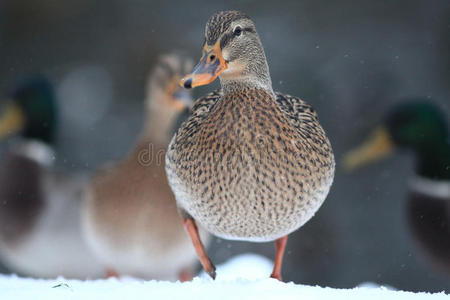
[275,92,319,128]
[275,92,333,154]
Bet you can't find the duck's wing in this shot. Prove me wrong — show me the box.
[0,150,45,245]
[275,92,319,129]
[275,92,333,155]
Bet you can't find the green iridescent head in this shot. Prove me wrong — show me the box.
[0,76,57,145]
[386,101,448,152]
[344,99,449,180]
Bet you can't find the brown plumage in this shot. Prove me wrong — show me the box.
[166,11,335,280]
[82,53,209,281]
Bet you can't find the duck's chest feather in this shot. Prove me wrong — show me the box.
[197,91,300,165]
[166,89,334,241]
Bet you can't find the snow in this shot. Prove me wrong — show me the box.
[198,253,274,280]
[0,254,448,300]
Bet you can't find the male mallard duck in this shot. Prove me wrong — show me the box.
[165,11,335,281]
[343,100,450,275]
[0,76,103,278]
[81,54,209,281]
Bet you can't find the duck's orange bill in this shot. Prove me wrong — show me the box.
[180,42,227,89]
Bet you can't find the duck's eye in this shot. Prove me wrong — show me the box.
[233,26,242,37]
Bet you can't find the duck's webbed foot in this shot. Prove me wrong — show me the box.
[178,268,193,282]
[105,268,119,278]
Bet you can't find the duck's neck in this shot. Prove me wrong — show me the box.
[220,41,274,96]
[143,101,180,146]
[220,77,274,96]
[415,140,450,181]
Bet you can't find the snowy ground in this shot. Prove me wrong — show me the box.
[1,254,448,300]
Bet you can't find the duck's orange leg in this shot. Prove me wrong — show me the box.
[270,235,288,281]
[105,268,119,278]
[183,218,216,279]
[178,269,193,282]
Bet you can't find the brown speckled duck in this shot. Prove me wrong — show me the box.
[165,11,335,281]
[82,54,209,281]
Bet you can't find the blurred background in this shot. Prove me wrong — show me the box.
[0,0,449,293]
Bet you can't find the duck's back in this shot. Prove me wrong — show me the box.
[166,89,335,242]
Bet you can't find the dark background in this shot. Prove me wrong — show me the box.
[0,0,449,293]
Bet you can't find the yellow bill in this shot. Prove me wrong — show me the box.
[0,102,25,140]
[342,126,394,171]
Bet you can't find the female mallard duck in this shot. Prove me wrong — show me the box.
[0,76,103,278]
[344,100,450,275]
[165,11,335,281]
[82,54,209,281]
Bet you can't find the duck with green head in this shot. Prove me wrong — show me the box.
[344,100,450,275]
[0,76,103,278]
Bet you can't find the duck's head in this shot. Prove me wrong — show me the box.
[147,53,194,112]
[386,102,448,150]
[180,10,272,92]
[343,101,449,172]
[0,76,57,145]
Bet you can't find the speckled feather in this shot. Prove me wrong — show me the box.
[166,89,335,242]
